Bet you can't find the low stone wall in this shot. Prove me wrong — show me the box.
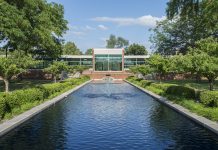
[20,69,53,80]
[83,71,132,80]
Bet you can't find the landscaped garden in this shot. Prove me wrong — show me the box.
[0,0,218,149]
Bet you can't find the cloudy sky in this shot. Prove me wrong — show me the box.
[48,0,168,53]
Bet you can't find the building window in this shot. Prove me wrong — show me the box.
[95,54,122,71]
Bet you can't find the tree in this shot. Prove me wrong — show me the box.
[69,66,88,74]
[189,37,218,57]
[125,43,148,55]
[201,56,218,90]
[63,42,82,55]
[0,0,68,58]
[85,48,93,55]
[129,65,150,76]
[148,54,171,82]
[166,0,218,36]
[106,34,129,48]
[150,17,209,55]
[169,54,192,75]
[0,51,37,92]
[187,37,218,90]
[44,61,68,83]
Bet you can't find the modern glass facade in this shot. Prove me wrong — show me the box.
[32,49,149,70]
[124,58,146,68]
[95,54,122,71]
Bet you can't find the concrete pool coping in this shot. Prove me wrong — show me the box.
[124,80,218,136]
[0,80,92,137]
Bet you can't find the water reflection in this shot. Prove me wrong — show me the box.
[0,83,217,150]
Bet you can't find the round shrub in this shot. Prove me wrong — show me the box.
[200,91,218,107]
[166,85,197,99]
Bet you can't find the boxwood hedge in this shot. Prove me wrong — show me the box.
[0,76,89,120]
[166,85,197,99]
[200,91,218,107]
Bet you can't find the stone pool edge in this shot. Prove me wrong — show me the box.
[124,80,218,135]
[0,80,92,137]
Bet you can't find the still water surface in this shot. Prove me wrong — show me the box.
[0,83,217,150]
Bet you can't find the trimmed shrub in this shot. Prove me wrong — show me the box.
[200,91,218,107]
[0,97,6,119]
[166,85,196,99]
[150,83,174,92]
[4,88,44,109]
[0,76,90,121]
[140,80,153,88]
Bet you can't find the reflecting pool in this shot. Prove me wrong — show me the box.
[0,83,217,150]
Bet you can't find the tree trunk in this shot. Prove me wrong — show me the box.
[195,74,201,83]
[3,79,9,93]
[209,79,214,91]
[54,76,57,83]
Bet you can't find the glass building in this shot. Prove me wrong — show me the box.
[34,48,149,71]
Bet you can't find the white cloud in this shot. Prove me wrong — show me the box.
[71,31,85,36]
[83,25,96,31]
[92,15,165,27]
[98,25,108,30]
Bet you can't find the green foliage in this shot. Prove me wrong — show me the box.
[0,51,38,92]
[4,88,44,109]
[44,61,68,82]
[166,85,197,99]
[129,65,150,76]
[85,48,93,55]
[200,91,218,107]
[106,34,129,48]
[140,80,153,88]
[127,77,218,121]
[125,43,148,55]
[188,39,218,90]
[0,0,68,58]
[189,37,218,57]
[148,54,171,81]
[63,42,82,55]
[69,65,88,74]
[0,97,6,119]
[0,76,90,120]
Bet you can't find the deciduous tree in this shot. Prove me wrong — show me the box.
[63,42,82,55]
[125,43,148,55]
[0,51,37,92]
[44,61,68,83]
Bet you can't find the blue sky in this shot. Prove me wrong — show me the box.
[48,0,168,53]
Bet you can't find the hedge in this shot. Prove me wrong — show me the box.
[0,76,90,120]
[166,85,197,99]
[0,97,6,119]
[200,91,218,107]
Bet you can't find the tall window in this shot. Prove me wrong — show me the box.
[95,54,122,71]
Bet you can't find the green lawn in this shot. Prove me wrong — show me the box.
[127,77,218,121]
[160,80,218,91]
[0,79,52,93]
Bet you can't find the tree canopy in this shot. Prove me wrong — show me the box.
[151,0,218,55]
[85,48,93,55]
[106,34,129,48]
[0,51,37,92]
[63,42,82,55]
[44,61,68,83]
[125,43,148,55]
[0,0,68,58]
